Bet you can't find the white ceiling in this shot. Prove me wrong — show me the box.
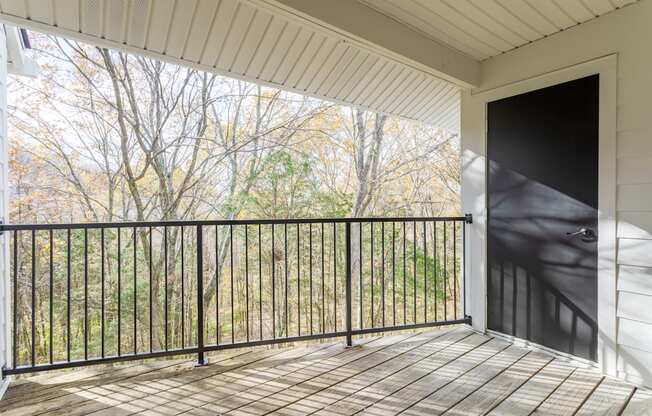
[0,0,639,132]
[0,0,462,132]
[359,0,638,60]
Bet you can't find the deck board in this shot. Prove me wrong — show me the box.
[274,330,480,415]
[575,377,635,415]
[303,333,489,416]
[445,352,553,415]
[531,368,604,415]
[487,359,575,416]
[623,388,652,415]
[0,327,649,416]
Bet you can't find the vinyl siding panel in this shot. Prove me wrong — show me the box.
[618,238,652,268]
[618,265,652,296]
[618,318,652,353]
[617,291,652,324]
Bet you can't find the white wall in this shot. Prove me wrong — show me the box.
[461,0,652,387]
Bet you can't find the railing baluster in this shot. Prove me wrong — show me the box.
[271,224,276,339]
[49,229,54,364]
[101,228,105,358]
[433,221,438,322]
[31,229,35,367]
[392,222,396,326]
[215,225,219,345]
[359,223,363,330]
[258,224,263,341]
[321,223,325,333]
[381,222,385,327]
[333,222,337,332]
[149,227,153,353]
[245,225,249,342]
[197,225,205,365]
[403,222,406,325]
[371,222,374,328]
[181,226,185,349]
[164,226,168,351]
[133,228,137,354]
[84,228,88,361]
[117,227,121,356]
[297,224,301,336]
[284,224,288,338]
[309,223,313,335]
[230,224,234,344]
[67,228,72,361]
[443,222,447,321]
[454,222,458,320]
[423,221,427,323]
[413,221,417,324]
[345,222,352,347]
[12,230,17,368]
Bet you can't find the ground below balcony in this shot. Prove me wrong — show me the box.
[1,327,651,416]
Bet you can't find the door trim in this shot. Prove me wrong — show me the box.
[461,54,618,376]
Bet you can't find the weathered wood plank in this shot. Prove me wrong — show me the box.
[488,359,575,416]
[621,386,652,415]
[26,346,303,416]
[575,377,636,415]
[181,335,420,414]
[222,330,462,415]
[135,336,381,415]
[445,352,553,415]
[531,368,603,415]
[64,341,348,416]
[275,331,483,415]
[395,345,530,416]
[357,338,511,415]
[0,350,250,416]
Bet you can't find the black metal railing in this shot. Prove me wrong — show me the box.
[1,215,471,376]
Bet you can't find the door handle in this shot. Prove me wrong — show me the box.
[566,228,596,241]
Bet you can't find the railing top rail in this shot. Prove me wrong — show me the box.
[0,215,471,231]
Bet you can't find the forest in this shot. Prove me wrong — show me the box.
[7,33,462,367]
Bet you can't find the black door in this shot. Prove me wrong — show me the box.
[487,75,599,361]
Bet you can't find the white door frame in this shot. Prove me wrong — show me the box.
[461,54,618,376]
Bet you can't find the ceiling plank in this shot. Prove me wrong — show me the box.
[251,0,480,87]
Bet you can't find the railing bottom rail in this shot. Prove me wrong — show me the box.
[2,317,471,376]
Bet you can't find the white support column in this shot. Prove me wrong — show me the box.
[0,24,9,393]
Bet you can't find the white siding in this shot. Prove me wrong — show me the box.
[462,0,652,387]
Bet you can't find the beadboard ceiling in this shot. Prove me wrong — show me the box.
[0,0,640,132]
[0,0,463,132]
[359,0,638,61]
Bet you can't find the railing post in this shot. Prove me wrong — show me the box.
[463,214,473,323]
[196,225,206,366]
[345,222,353,347]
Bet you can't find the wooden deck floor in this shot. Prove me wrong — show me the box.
[1,327,651,416]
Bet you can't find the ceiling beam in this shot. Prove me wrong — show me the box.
[251,0,480,88]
